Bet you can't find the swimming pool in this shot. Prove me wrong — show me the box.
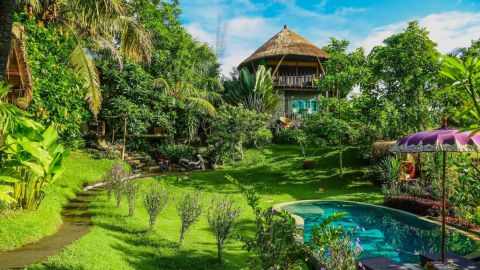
[281,200,480,264]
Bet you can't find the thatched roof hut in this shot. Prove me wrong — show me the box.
[239,25,329,68]
[372,140,397,160]
[5,24,33,109]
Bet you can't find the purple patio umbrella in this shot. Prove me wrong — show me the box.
[389,115,480,264]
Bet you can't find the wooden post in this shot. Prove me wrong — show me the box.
[317,57,325,75]
[441,151,446,263]
[122,117,127,161]
[272,54,286,77]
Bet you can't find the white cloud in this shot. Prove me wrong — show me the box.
[185,23,216,46]
[334,7,367,16]
[357,11,480,53]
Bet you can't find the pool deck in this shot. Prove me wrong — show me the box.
[273,199,480,269]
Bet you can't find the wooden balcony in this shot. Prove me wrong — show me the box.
[273,74,318,89]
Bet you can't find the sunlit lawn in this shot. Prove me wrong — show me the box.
[0,151,116,251]
[28,144,383,270]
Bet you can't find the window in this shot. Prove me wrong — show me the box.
[290,98,318,114]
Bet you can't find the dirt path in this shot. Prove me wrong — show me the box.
[0,187,102,270]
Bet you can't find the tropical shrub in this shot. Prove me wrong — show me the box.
[0,124,65,210]
[124,181,140,216]
[207,105,270,163]
[224,66,280,114]
[309,212,360,270]
[272,128,300,144]
[143,182,169,230]
[207,194,241,263]
[251,127,272,148]
[157,144,195,163]
[176,191,203,247]
[228,175,307,269]
[374,156,401,183]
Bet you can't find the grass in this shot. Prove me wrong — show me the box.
[28,144,383,270]
[0,151,116,251]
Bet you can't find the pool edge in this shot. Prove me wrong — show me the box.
[273,199,480,258]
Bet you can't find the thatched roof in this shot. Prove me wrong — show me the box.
[239,26,329,67]
[5,24,33,109]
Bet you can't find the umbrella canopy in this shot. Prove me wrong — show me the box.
[390,126,480,153]
[389,116,480,264]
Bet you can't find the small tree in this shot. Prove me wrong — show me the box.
[176,191,203,247]
[124,181,140,216]
[143,183,169,230]
[103,162,128,206]
[207,195,241,263]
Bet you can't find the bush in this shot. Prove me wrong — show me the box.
[207,195,241,263]
[103,163,128,206]
[157,144,195,163]
[272,128,301,144]
[124,181,140,216]
[176,192,203,247]
[384,196,448,216]
[143,182,169,230]
[251,127,273,148]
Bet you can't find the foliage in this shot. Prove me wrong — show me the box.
[0,151,116,251]
[143,182,169,230]
[207,105,270,163]
[15,18,91,146]
[20,0,153,116]
[103,162,128,203]
[0,81,33,134]
[207,194,241,263]
[227,175,308,270]
[365,21,441,133]
[272,128,303,144]
[304,97,362,146]
[176,191,203,247]
[251,127,273,148]
[0,122,66,210]
[440,55,480,133]
[157,144,195,162]
[124,181,140,217]
[374,156,402,184]
[224,66,280,114]
[309,212,360,270]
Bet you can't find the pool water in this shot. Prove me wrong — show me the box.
[282,201,479,264]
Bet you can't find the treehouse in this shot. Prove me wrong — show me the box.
[238,25,329,119]
[4,25,33,109]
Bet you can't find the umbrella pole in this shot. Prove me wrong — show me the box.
[441,151,446,264]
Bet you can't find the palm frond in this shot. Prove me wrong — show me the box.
[67,43,102,116]
[119,17,152,65]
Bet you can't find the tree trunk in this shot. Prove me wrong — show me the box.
[0,0,15,81]
[217,240,223,263]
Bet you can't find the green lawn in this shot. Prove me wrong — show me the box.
[28,144,382,270]
[0,151,116,251]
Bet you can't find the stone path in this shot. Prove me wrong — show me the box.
[0,186,102,270]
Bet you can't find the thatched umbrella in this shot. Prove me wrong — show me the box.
[389,115,480,263]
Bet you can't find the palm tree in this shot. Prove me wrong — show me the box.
[440,55,480,133]
[225,66,279,113]
[153,77,223,117]
[0,0,152,117]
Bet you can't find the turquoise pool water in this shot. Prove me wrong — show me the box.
[282,201,479,264]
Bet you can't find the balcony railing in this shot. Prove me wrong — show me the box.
[274,74,318,88]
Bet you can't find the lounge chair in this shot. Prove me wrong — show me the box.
[420,252,480,269]
[358,257,408,270]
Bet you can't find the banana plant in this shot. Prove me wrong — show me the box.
[0,124,66,210]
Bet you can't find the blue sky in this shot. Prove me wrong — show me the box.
[179,0,480,76]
